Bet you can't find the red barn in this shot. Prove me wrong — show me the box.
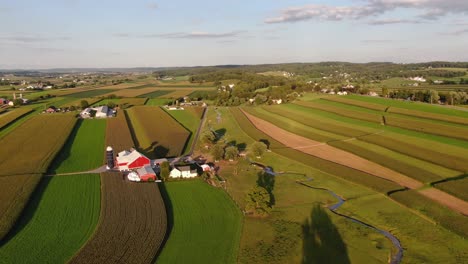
[136,165,157,181]
[116,149,150,171]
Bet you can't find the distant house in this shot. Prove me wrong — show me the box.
[169,166,198,178]
[0,98,7,105]
[46,106,57,113]
[271,99,282,105]
[116,149,151,171]
[136,165,157,181]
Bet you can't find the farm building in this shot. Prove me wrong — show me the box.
[80,106,109,118]
[136,165,157,181]
[200,164,212,172]
[0,98,7,105]
[169,166,198,178]
[46,106,57,113]
[116,149,151,171]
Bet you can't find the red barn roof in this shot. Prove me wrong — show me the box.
[116,150,150,170]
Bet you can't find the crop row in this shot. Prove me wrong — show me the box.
[0,114,76,240]
[294,101,383,123]
[0,108,33,130]
[433,177,468,201]
[106,111,135,153]
[389,189,467,238]
[126,106,190,158]
[59,97,103,108]
[137,90,175,98]
[70,172,167,264]
[388,107,468,125]
[322,97,387,111]
[233,107,402,194]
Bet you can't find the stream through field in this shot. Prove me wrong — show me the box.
[251,161,403,264]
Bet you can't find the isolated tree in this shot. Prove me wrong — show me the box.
[382,87,389,98]
[69,105,76,111]
[160,161,170,181]
[80,100,89,109]
[448,91,458,105]
[249,141,267,158]
[429,90,440,104]
[202,131,216,144]
[107,101,116,109]
[12,98,23,106]
[211,143,225,161]
[224,146,239,161]
[245,186,271,216]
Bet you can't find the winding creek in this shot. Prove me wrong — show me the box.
[253,161,403,264]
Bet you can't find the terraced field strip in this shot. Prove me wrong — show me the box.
[161,90,194,98]
[106,111,135,153]
[0,114,76,240]
[146,98,172,106]
[102,87,162,98]
[387,107,468,125]
[65,89,117,98]
[0,108,33,130]
[230,108,402,194]
[164,107,205,155]
[390,189,468,236]
[70,172,167,264]
[322,97,387,111]
[48,119,107,174]
[59,97,103,108]
[265,104,468,172]
[92,97,148,107]
[126,106,190,158]
[137,90,175,98]
[156,180,242,264]
[242,109,468,216]
[0,174,100,264]
[433,177,468,201]
[241,109,422,189]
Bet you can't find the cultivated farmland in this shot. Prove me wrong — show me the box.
[70,172,167,264]
[164,107,205,155]
[0,174,100,264]
[156,180,242,264]
[106,112,135,153]
[0,114,76,240]
[65,89,116,98]
[137,90,175,98]
[0,108,33,130]
[126,106,190,158]
[48,119,107,174]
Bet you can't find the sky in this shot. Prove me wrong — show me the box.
[0,0,467,69]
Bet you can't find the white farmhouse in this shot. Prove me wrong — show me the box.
[169,166,198,178]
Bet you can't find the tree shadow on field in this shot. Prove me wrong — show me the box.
[259,139,270,149]
[152,183,174,262]
[236,143,247,151]
[46,119,83,174]
[0,176,52,245]
[213,128,226,142]
[257,171,275,206]
[153,145,170,159]
[302,204,350,264]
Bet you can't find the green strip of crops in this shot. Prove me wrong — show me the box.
[156,180,242,264]
[0,174,100,264]
[48,119,107,174]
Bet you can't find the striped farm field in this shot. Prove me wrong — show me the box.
[92,97,148,107]
[59,97,102,108]
[162,90,194,98]
[70,172,167,264]
[0,114,76,240]
[387,107,468,125]
[106,111,135,153]
[389,189,468,237]
[126,106,190,158]
[48,119,107,174]
[433,177,468,201]
[231,108,402,193]
[101,87,160,98]
[65,89,116,98]
[156,180,242,264]
[0,174,100,264]
[0,108,33,130]
[322,97,388,111]
[164,107,205,154]
[136,90,174,98]
[145,98,172,106]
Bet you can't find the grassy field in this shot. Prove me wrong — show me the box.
[65,89,116,98]
[0,108,33,130]
[199,107,467,263]
[48,119,107,174]
[137,90,175,98]
[0,174,100,264]
[0,114,76,240]
[92,97,147,107]
[156,180,242,264]
[126,106,190,158]
[164,107,204,154]
[146,98,172,106]
[70,172,167,264]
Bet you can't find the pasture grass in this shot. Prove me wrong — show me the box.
[0,174,100,264]
[156,180,242,264]
[64,89,116,98]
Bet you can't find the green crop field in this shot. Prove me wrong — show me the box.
[164,107,204,154]
[433,177,468,201]
[65,89,116,98]
[0,174,100,264]
[48,119,106,174]
[156,180,242,264]
[145,98,172,106]
[137,90,174,98]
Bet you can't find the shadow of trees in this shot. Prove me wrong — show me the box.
[257,171,275,206]
[302,204,350,264]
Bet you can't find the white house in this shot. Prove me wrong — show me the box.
[169,166,198,178]
[80,106,109,118]
[271,99,282,105]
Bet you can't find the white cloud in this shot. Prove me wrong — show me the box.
[147,2,158,10]
[114,31,246,39]
[367,18,422,25]
[265,0,468,24]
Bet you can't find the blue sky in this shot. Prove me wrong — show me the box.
[0,0,467,68]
